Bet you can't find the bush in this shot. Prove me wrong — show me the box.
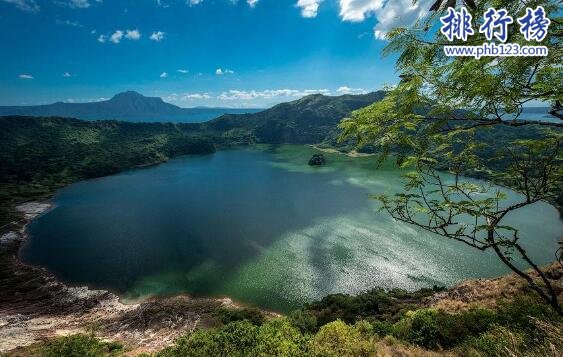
[256,318,310,356]
[41,334,122,357]
[405,310,441,348]
[310,320,377,357]
[371,320,393,337]
[303,287,443,327]
[216,307,265,326]
[391,308,497,349]
[463,326,524,357]
[288,310,318,334]
[158,321,258,357]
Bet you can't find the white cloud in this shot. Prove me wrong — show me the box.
[150,31,165,41]
[184,93,211,100]
[160,72,168,78]
[177,69,189,74]
[125,29,141,40]
[338,0,432,39]
[216,68,235,75]
[296,0,322,18]
[247,0,258,7]
[62,72,72,77]
[69,0,90,8]
[1,0,39,12]
[372,0,431,40]
[156,0,169,7]
[55,19,82,27]
[97,34,106,43]
[188,0,203,5]
[165,92,212,103]
[336,86,367,94]
[109,30,123,43]
[54,0,90,8]
[18,74,34,79]
[339,0,383,22]
[218,88,330,101]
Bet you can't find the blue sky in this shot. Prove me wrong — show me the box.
[0,0,432,108]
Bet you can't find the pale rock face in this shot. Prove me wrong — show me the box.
[0,232,19,245]
[15,202,52,220]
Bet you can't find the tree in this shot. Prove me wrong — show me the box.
[339,0,562,314]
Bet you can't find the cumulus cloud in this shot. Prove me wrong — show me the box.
[164,93,212,103]
[339,0,383,22]
[296,0,322,18]
[62,72,72,77]
[109,30,123,43]
[336,86,367,94]
[149,31,165,41]
[247,0,258,7]
[188,0,202,5]
[18,74,34,79]
[177,69,189,74]
[97,34,106,43]
[54,0,91,8]
[338,0,432,39]
[125,29,141,40]
[372,0,431,40]
[216,68,235,75]
[68,0,90,8]
[218,88,330,101]
[1,0,39,12]
[160,72,168,78]
[55,19,82,27]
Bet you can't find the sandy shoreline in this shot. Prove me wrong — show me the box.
[309,144,376,158]
[0,201,239,354]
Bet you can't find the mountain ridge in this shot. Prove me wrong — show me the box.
[201,91,387,144]
[0,91,262,123]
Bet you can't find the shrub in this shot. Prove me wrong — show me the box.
[371,320,393,337]
[463,326,524,357]
[216,307,265,326]
[288,310,318,334]
[158,321,258,357]
[391,307,497,349]
[158,330,218,357]
[41,334,122,357]
[402,309,440,348]
[310,320,377,357]
[255,318,310,356]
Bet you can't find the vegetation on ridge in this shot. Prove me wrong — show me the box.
[0,116,215,227]
[339,0,562,313]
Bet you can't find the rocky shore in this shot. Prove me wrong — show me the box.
[0,202,238,354]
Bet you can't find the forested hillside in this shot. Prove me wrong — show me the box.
[0,116,215,227]
[201,91,387,144]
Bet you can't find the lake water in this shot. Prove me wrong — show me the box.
[21,145,562,312]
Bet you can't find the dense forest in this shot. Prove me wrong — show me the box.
[0,116,215,227]
[1,93,561,226]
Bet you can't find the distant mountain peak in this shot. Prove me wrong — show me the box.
[110,91,160,102]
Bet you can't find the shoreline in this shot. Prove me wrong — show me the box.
[309,144,376,158]
[0,201,244,354]
[1,145,561,353]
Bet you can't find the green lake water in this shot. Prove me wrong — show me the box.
[21,145,562,312]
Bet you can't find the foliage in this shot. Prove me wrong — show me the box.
[389,294,560,350]
[309,320,377,357]
[0,116,215,227]
[338,0,563,313]
[158,318,310,357]
[23,293,561,356]
[41,334,123,357]
[301,286,444,329]
[463,326,525,357]
[216,307,266,326]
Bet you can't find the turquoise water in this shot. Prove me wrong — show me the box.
[21,145,562,312]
